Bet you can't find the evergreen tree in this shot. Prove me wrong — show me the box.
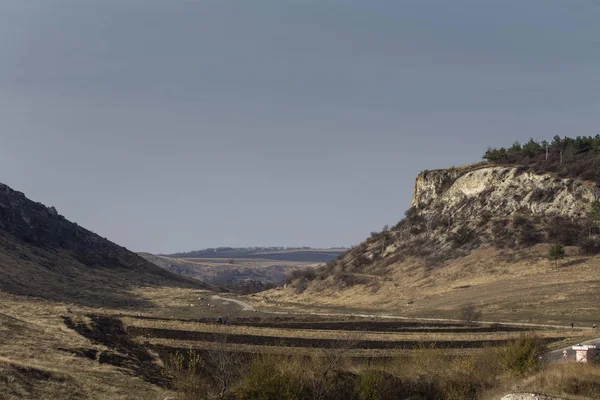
[508,141,522,154]
[522,138,542,157]
[548,244,566,268]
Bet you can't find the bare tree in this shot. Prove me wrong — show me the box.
[204,328,242,399]
[459,303,482,324]
[309,331,364,400]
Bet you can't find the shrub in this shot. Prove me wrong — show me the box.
[450,226,474,247]
[333,273,367,287]
[512,217,542,246]
[233,356,307,400]
[546,216,586,246]
[357,370,397,400]
[286,268,317,285]
[164,349,208,400]
[353,254,371,269]
[579,237,600,255]
[501,335,546,376]
[548,244,566,267]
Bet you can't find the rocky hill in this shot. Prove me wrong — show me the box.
[330,163,598,278]
[0,182,202,307]
[274,158,600,321]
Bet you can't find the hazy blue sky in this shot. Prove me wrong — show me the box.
[1,0,599,253]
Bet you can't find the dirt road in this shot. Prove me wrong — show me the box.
[211,295,255,311]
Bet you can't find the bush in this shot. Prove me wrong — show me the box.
[352,254,371,269]
[579,237,600,255]
[286,268,317,285]
[233,356,307,400]
[356,370,403,400]
[294,278,310,294]
[546,216,586,246]
[512,216,542,246]
[164,349,208,400]
[501,335,546,376]
[548,244,566,267]
[451,227,474,247]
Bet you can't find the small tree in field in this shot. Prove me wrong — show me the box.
[548,244,566,267]
[459,303,482,324]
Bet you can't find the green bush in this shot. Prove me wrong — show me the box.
[501,335,546,376]
[548,244,566,267]
[233,356,307,400]
[357,370,384,400]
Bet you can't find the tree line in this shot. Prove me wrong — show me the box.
[483,135,600,163]
[482,135,600,184]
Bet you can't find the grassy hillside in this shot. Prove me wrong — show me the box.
[0,182,204,307]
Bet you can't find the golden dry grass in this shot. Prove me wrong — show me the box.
[263,245,600,326]
[516,362,600,399]
[0,293,174,400]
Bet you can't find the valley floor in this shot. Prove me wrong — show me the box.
[2,245,600,400]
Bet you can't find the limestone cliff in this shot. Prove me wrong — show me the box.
[286,163,600,295]
[413,166,595,219]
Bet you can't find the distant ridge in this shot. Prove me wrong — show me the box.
[163,247,347,263]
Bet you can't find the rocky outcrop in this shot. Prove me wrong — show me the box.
[413,165,594,219]
[293,162,600,291]
[412,167,471,209]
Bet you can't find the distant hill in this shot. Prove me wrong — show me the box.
[142,247,347,293]
[163,247,347,263]
[0,182,203,307]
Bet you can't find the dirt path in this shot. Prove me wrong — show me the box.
[211,295,255,311]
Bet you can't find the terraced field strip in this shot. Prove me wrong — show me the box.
[128,326,571,350]
[125,315,533,332]
[122,317,584,343]
[147,339,484,358]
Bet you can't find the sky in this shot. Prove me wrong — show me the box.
[0,0,599,253]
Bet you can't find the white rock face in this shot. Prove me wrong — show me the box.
[413,166,594,219]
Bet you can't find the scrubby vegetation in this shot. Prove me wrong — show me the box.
[164,334,596,400]
[547,244,566,267]
[483,135,600,183]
